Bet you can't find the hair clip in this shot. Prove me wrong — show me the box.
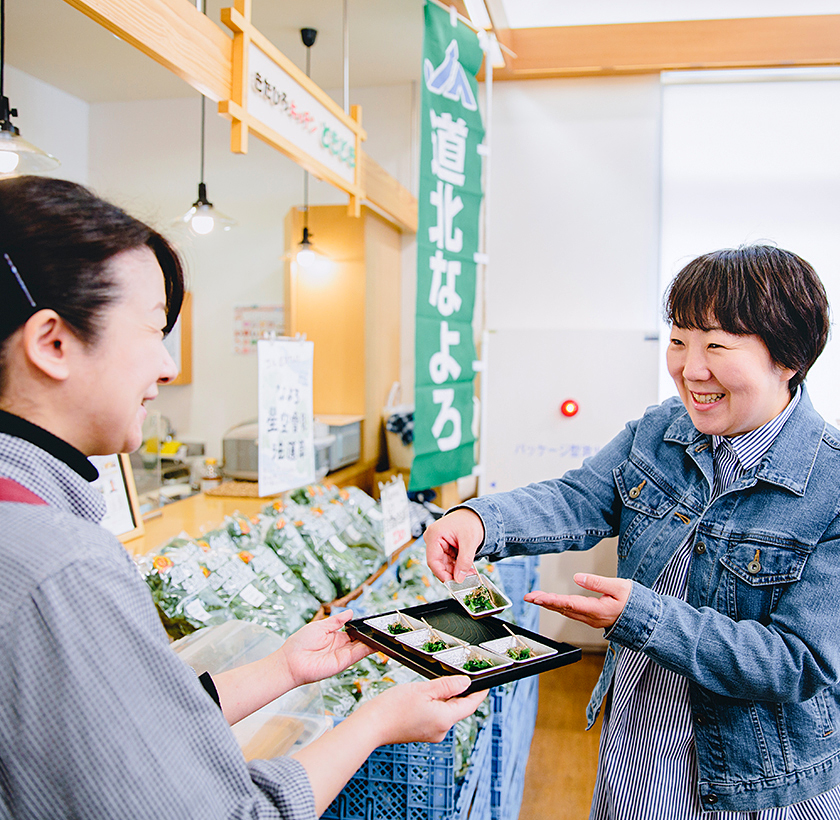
[3,253,36,308]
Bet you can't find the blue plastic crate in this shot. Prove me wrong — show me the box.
[490,746,528,820]
[322,727,457,820]
[489,676,539,818]
[494,556,540,626]
[454,721,492,820]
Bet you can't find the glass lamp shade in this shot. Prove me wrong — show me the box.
[173,184,236,235]
[0,128,60,175]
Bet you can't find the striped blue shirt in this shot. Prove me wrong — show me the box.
[590,387,840,819]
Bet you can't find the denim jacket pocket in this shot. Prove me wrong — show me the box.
[718,537,810,623]
[614,461,678,559]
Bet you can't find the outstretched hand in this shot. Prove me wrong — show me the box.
[281,610,373,688]
[424,508,486,583]
[358,674,488,746]
[525,573,632,631]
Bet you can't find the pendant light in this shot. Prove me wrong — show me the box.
[295,28,318,269]
[173,0,235,235]
[0,0,59,175]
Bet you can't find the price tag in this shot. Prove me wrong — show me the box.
[379,475,412,556]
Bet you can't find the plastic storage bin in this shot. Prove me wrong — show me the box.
[322,726,458,820]
[173,620,332,759]
[495,555,540,630]
[490,676,539,820]
[454,721,492,820]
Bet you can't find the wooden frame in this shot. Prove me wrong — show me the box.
[219,1,366,216]
[61,0,415,232]
[165,291,192,385]
[88,453,145,543]
[487,16,840,81]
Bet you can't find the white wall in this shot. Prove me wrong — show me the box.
[486,76,662,332]
[658,72,840,425]
[5,65,89,184]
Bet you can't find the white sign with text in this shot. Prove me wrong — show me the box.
[258,338,315,496]
[379,475,412,556]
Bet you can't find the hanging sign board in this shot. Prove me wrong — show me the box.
[411,1,485,491]
[220,3,366,215]
[257,338,316,497]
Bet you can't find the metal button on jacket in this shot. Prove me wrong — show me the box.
[694,541,706,556]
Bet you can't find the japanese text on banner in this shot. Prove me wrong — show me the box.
[411,0,484,491]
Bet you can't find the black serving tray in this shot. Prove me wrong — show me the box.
[346,599,581,694]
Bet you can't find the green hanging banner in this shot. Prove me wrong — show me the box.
[410,1,485,491]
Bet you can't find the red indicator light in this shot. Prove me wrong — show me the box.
[560,399,579,417]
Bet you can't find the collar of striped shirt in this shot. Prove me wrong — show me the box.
[712,386,801,472]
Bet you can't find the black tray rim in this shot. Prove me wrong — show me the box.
[346,599,581,694]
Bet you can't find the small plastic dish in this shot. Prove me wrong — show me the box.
[432,645,514,676]
[479,635,558,664]
[364,611,425,637]
[396,627,467,655]
[445,574,512,619]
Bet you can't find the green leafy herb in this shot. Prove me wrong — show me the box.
[464,657,492,672]
[423,639,447,652]
[507,645,531,660]
[388,622,412,635]
[463,586,494,613]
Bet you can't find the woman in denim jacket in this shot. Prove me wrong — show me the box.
[426,246,840,817]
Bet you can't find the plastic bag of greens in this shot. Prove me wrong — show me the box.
[288,483,337,507]
[295,509,368,597]
[236,542,321,622]
[397,551,449,604]
[199,540,305,638]
[140,537,232,639]
[225,511,258,543]
[320,499,385,575]
[337,486,386,550]
[263,515,338,603]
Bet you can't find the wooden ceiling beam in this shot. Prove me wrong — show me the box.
[63,0,417,232]
[489,15,840,80]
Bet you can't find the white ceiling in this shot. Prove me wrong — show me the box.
[7,0,840,104]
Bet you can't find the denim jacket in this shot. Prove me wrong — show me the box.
[466,387,840,812]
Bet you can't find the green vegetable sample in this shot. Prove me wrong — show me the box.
[507,645,531,660]
[463,657,492,672]
[463,586,494,613]
[423,639,447,652]
[387,622,412,635]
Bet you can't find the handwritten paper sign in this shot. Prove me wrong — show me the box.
[379,474,412,556]
[258,338,315,496]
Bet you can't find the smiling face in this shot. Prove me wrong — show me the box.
[72,247,178,455]
[667,325,795,438]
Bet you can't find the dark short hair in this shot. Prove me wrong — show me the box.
[664,245,830,394]
[0,176,184,390]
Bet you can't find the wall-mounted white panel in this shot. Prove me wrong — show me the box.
[480,328,658,647]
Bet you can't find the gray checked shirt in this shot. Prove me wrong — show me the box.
[0,423,317,820]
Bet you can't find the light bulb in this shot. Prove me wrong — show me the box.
[296,247,316,268]
[191,215,215,235]
[0,151,20,173]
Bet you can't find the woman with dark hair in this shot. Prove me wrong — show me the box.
[0,176,485,820]
[426,245,840,817]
